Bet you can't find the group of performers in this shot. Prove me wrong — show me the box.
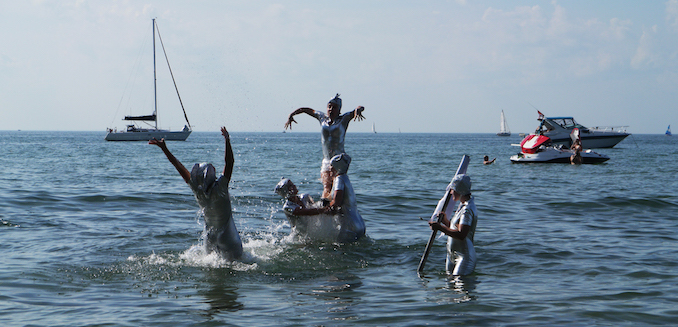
[149,94,477,276]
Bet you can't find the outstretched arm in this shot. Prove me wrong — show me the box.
[284,107,316,130]
[221,127,234,182]
[149,138,191,184]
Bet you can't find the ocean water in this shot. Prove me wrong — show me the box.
[1,131,677,326]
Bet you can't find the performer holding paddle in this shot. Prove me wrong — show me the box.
[418,155,478,276]
[428,174,478,276]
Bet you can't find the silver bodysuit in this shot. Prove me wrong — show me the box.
[446,197,477,275]
[189,164,243,260]
[332,174,366,242]
[313,111,354,172]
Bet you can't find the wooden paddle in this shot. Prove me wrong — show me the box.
[417,155,470,273]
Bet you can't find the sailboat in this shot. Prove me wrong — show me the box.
[372,122,377,134]
[497,110,511,136]
[666,125,672,136]
[105,19,192,141]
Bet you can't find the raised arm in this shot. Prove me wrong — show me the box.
[149,138,191,184]
[284,107,316,130]
[221,127,234,182]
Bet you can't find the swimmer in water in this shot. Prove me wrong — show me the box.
[149,127,243,260]
[326,153,366,243]
[429,174,477,276]
[284,94,365,201]
[483,155,496,165]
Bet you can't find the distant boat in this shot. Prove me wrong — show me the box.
[531,111,629,148]
[666,125,672,136]
[372,122,377,134]
[105,19,191,142]
[497,110,511,136]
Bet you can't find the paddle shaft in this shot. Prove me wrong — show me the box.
[417,190,453,272]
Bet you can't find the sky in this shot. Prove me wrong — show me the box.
[1,0,677,134]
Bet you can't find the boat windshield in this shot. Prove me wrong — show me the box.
[547,117,587,130]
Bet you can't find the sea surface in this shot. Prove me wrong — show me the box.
[1,131,677,326]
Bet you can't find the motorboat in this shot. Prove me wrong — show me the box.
[510,133,609,164]
[531,111,628,148]
[105,19,192,142]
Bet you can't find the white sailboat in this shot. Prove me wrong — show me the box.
[497,110,511,136]
[372,122,377,133]
[105,19,191,141]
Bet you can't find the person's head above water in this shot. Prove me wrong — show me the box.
[275,178,298,198]
[327,93,342,118]
[330,153,351,175]
[191,163,217,192]
[450,174,472,196]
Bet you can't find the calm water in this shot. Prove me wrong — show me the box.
[1,131,677,326]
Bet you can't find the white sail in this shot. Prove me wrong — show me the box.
[497,110,511,136]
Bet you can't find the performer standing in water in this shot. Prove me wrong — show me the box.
[327,153,366,242]
[149,127,243,260]
[428,174,478,275]
[284,94,365,200]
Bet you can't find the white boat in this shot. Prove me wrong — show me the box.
[105,19,191,142]
[530,111,628,148]
[510,134,609,164]
[497,110,511,136]
[372,122,377,133]
[666,125,672,136]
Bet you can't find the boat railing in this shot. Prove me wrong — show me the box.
[588,126,629,133]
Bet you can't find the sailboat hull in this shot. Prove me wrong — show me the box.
[105,129,191,141]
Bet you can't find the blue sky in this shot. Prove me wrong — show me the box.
[1,1,676,134]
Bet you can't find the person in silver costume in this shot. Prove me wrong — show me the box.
[274,178,327,216]
[326,153,366,243]
[149,127,243,260]
[428,174,478,275]
[284,94,365,200]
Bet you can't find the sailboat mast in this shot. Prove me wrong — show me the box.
[152,18,158,129]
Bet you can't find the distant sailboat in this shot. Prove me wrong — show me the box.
[105,19,191,141]
[666,125,672,136]
[372,122,377,134]
[497,110,511,136]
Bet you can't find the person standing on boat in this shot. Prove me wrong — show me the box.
[149,127,243,260]
[570,139,583,165]
[284,94,365,201]
[428,174,477,276]
[326,153,366,243]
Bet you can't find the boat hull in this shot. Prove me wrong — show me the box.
[496,132,511,137]
[545,132,628,148]
[105,129,191,141]
[510,148,609,164]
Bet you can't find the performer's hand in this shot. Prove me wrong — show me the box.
[221,126,229,139]
[353,106,365,122]
[284,116,297,130]
[148,137,166,149]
